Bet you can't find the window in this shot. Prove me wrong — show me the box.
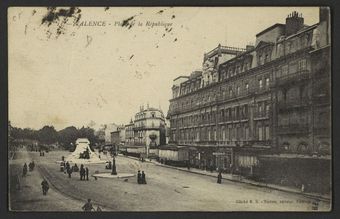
[265,78,270,88]
[266,104,270,116]
[265,126,270,141]
[298,59,307,71]
[258,104,263,114]
[237,86,240,95]
[245,83,249,93]
[259,79,263,89]
[229,88,233,98]
[258,126,263,141]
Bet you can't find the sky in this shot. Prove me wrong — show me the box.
[8,7,319,130]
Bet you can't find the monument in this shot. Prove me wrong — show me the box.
[65,138,105,164]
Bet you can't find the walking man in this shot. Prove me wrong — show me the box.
[137,170,141,184]
[217,170,222,184]
[80,164,85,180]
[67,166,73,178]
[82,199,95,212]
[85,167,89,181]
[41,179,49,195]
[22,163,28,177]
[141,171,147,184]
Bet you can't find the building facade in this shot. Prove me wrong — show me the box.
[167,9,331,182]
[133,105,166,149]
[125,119,135,146]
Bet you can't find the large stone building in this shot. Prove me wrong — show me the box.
[167,8,331,192]
[133,105,166,148]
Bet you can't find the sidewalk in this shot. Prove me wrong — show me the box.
[119,154,331,202]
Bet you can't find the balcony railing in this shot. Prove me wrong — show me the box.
[133,125,159,131]
[205,45,246,58]
[277,99,309,110]
[253,111,270,119]
[275,70,310,86]
[175,140,271,147]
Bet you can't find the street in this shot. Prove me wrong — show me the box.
[9,148,331,211]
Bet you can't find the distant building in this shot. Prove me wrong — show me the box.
[125,119,135,146]
[133,105,166,149]
[117,125,126,145]
[104,123,118,143]
[110,131,119,144]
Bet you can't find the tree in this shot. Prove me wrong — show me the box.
[78,126,99,149]
[58,126,79,150]
[38,126,58,145]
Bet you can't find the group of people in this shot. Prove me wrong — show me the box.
[137,170,147,184]
[60,160,90,181]
[64,161,74,178]
[22,161,35,177]
[39,150,45,156]
[79,164,90,181]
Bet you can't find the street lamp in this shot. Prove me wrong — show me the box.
[111,155,117,175]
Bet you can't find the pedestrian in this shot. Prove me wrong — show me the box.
[62,156,65,161]
[67,167,73,178]
[96,206,102,211]
[22,163,28,177]
[82,199,95,212]
[31,161,35,170]
[80,164,85,180]
[41,179,49,195]
[29,162,33,171]
[73,164,79,172]
[217,171,222,184]
[66,162,70,171]
[137,170,141,184]
[85,167,89,181]
[141,171,147,184]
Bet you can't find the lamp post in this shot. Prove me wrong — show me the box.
[111,155,117,175]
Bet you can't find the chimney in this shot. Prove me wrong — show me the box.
[285,11,304,36]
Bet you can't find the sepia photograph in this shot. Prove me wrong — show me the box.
[8,6,331,212]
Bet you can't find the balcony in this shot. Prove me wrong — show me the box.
[205,45,246,58]
[275,70,310,87]
[253,111,270,120]
[133,125,160,131]
[277,99,310,111]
